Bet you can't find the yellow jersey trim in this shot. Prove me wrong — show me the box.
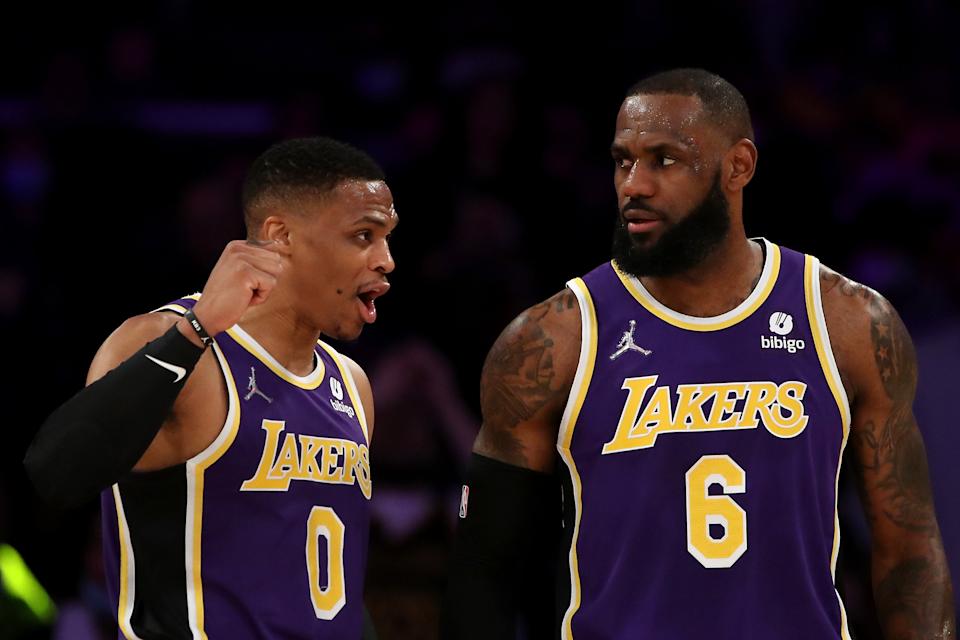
[112,485,143,640]
[152,294,327,391]
[184,341,243,639]
[557,277,598,639]
[317,340,370,444]
[803,254,852,640]
[613,239,781,332]
[227,325,325,390]
[152,293,202,316]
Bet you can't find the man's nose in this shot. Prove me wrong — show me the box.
[620,163,657,200]
[372,243,395,274]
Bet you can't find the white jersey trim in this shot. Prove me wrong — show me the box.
[557,278,598,639]
[113,485,144,640]
[184,340,242,639]
[805,255,853,640]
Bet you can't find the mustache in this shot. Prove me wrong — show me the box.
[620,200,667,218]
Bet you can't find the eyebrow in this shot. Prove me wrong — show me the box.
[610,139,696,157]
[353,213,399,228]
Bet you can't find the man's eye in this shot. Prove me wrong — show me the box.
[661,156,676,167]
[357,231,372,242]
[615,157,632,169]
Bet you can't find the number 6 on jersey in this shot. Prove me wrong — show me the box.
[685,455,747,569]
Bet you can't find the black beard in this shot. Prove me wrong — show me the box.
[612,173,731,278]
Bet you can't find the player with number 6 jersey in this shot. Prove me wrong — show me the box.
[443,69,954,639]
[559,241,845,636]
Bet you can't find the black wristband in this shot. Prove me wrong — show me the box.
[183,308,214,347]
[148,319,207,362]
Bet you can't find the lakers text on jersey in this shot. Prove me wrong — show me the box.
[101,294,372,639]
[556,240,852,639]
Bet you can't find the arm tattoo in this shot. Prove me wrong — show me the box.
[852,294,936,534]
[476,290,577,466]
[821,269,874,300]
[876,556,955,639]
[846,287,956,638]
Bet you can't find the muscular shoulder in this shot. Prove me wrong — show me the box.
[87,312,181,384]
[481,288,582,418]
[475,288,581,470]
[819,264,916,406]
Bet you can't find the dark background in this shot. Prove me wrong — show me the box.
[2,2,958,638]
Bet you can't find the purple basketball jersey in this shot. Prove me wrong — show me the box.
[101,295,372,639]
[557,240,852,639]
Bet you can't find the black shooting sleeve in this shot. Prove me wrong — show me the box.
[441,453,562,639]
[24,324,204,508]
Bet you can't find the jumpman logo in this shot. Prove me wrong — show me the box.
[610,320,652,360]
[245,367,273,403]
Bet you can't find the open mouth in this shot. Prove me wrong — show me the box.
[356,281,390,324]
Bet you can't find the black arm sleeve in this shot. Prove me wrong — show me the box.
[23,324,204,509]
[441,453,562,640]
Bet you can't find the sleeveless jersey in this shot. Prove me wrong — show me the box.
[101,295,372,639]
[557,240,852,639]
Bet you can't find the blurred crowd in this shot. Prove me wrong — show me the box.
[2,2,959,638]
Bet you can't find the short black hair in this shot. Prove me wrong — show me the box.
[241,137,386,237]
[626,68,754,142]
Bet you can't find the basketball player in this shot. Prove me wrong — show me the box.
[25,137,396,639]
[444,70,955,638]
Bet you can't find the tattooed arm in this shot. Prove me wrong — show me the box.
[442,289,581,639]
[821,266,955,639]
[474,288,582,470]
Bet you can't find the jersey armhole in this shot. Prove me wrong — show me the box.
[555,277,597,639]
[557,278,598,449]
[316,342,369,444]
[803,256,852,430]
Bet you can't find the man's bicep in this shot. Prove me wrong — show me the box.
[473,290,580,472]
[846,291,939,541]
[842,290,955,636]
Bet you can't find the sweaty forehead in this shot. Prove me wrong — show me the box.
[615,94,707,144]
[295,179,397,230]
[329,179,395,219]
[334,179,394,209]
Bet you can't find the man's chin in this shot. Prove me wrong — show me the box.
[328,322,364,343]
[626,230,661,249]
[613,230,660,269]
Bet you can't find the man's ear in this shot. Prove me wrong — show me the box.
[261,216,292,249]
[724,138,758,193]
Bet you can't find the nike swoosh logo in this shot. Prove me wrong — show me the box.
[145,354,187,383]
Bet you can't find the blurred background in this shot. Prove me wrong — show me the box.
[2,1,958,638]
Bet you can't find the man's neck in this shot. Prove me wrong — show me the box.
[237,298,323,376]
[639,234,765,318]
